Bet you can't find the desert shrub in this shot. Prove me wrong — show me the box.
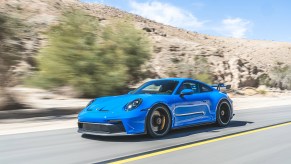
[257,89,267,95]
[100,20,151,82]
[165,56,213,84]
[193,56,213,84]
[258,73,271,86]
[195,73,212,84]
[0,13,27,87]
[0,13,30,110]
[29,10,150,97]
[268,62,291,90]
[167,70,177,77]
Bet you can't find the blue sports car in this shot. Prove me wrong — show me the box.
[78,78,234,137]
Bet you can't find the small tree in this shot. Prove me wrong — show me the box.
[108,21,151,81]
[30,10,151,97]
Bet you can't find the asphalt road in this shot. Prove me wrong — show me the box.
[126,123,291,164]
[1,105,291,164]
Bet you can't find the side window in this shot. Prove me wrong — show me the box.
[143,84,161,92]
[200,83,213,92]
[176,81,200,94]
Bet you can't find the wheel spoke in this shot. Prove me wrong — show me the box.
[159,116,166,130]
[152,126,158,132]
[219,103,230,124]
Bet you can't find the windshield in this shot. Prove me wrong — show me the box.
[132,80,179,95]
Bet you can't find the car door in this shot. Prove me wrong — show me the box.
[173,81,212,127]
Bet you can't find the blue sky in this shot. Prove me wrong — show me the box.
[81,0,291,42]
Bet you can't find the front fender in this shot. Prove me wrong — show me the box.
[142,100,174,132]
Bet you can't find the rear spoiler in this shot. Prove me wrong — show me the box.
[211,83,231,91]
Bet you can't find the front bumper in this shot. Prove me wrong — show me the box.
[78,129,128,136]
[78,108,149,135]
[78,121,129,136]
[77,121,146,136]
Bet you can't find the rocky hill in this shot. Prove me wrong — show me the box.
[1,0,291,90]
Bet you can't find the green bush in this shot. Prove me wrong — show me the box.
[166,56,213,84]
[0,13,30,110]
[29,10,151,97]
[193,56,213,84]
[0,13,28,87]
[195,73,212,84]
[258,73,271,86]
[269,62,291,90]
[257,89,267,95]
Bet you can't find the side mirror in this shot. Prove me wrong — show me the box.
[180,89,194,96]
[128,91,133,94]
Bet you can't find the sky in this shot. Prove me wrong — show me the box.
[81,0,291,42]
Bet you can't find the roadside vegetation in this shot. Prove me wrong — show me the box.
[167,56,213,84]
[193,56,213,84]
[259,62,291,90]
[0,13,29,109]
[0,13,26,87]
[27,10,151,97]
[269,62,291,90]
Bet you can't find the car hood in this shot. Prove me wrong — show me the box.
[85,94,169,112]
[78,94,173,123]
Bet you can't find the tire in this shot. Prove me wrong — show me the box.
[146,105,171,138]
[216,100,231,127]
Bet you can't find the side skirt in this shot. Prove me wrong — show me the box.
[172,121,216,130]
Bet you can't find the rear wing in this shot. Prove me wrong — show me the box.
[211,83,231,91]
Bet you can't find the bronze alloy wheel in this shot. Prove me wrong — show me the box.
[147,105,171,137]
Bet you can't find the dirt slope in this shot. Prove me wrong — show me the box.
[1,0,291,89]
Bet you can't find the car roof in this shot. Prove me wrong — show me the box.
[151,78,211,86]
[153,78,194,82]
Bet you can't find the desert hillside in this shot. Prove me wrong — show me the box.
[1,0,291,90]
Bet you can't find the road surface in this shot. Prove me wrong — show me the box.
[1,105,291,164]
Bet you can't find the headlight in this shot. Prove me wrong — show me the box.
[86,99,95,107]
[125,98,142,111]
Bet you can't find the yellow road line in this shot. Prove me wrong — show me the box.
[109,122,291,164]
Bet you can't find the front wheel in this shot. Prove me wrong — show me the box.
[146,105,171,138]
[216,101,231,127]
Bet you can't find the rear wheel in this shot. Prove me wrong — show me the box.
[216,101,231,127]
[146,105,171,138]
